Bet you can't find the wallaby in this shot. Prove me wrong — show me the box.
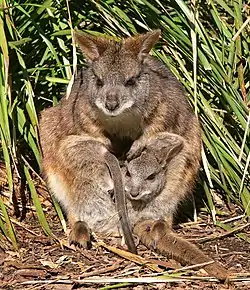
[123,133,229,281]
[39,30,227,277]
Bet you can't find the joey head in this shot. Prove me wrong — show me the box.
[125,132,184,202]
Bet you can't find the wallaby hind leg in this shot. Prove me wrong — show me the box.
[44,136,117,247]
[134,219,230,281]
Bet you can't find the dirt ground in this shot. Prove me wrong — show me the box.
[0,170,250,289]
[1,207,249,289]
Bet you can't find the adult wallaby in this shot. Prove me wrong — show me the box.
[39,30,229,280]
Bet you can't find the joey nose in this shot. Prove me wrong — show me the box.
[130,187,140,198]
[105,94,119,112]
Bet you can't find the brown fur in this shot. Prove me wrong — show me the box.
[124,132,185,202]
[39,31,227,278]
[134,220,229,281]
[104,152,137,254]
[124,134,229,281]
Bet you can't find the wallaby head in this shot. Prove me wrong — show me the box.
[125,133,184,201]
[74,30,160,118]
[125,149,165,201]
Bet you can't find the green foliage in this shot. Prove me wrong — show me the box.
[0,0,249,247]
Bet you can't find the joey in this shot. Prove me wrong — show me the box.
[124,133,229,281]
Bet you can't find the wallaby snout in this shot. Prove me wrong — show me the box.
[130,185,141,198]
[105,94,119,112]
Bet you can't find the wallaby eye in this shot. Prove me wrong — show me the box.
[96,78,103,87]
[125,77,136,86]
[147,173,156,181]
[126,171,131,178]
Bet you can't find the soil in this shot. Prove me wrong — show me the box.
[0,171,249,289]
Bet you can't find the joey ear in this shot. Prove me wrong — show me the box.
[123,30,161,60]
[120,165,128,177]
[157,141,184,169]
[74,31,110,61]
[165,142,184,162]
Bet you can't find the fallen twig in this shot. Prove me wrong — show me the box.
[19,276,250,286]
[169,260,215,273]
[79,261,123,278]
[96,239,162,272]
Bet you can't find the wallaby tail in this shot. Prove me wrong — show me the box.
[105,151,137,254]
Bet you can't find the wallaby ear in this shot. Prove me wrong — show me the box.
[123,30,161,60]
[74,31,110,61]
[151,138,184,169]
[165,142,184,162]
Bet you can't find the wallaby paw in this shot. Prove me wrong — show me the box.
[69,221,91,249]
[127,140,145,161]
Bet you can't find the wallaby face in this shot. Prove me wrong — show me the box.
[89,50,149,118]
[74,30,160,118]
[125,133,184,201]
[125,150,165,201]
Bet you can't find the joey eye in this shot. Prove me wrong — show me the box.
[126,171,131,178]
[96,78,103,87]
[125,77,136,86]
[147,173,156,181]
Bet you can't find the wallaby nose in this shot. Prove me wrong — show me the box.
[130,186,140,198]
[105,94,119,111]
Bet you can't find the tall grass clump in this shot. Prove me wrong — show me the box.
[0,0,249,248]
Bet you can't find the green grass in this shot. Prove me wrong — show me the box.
[0,0,249,249]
